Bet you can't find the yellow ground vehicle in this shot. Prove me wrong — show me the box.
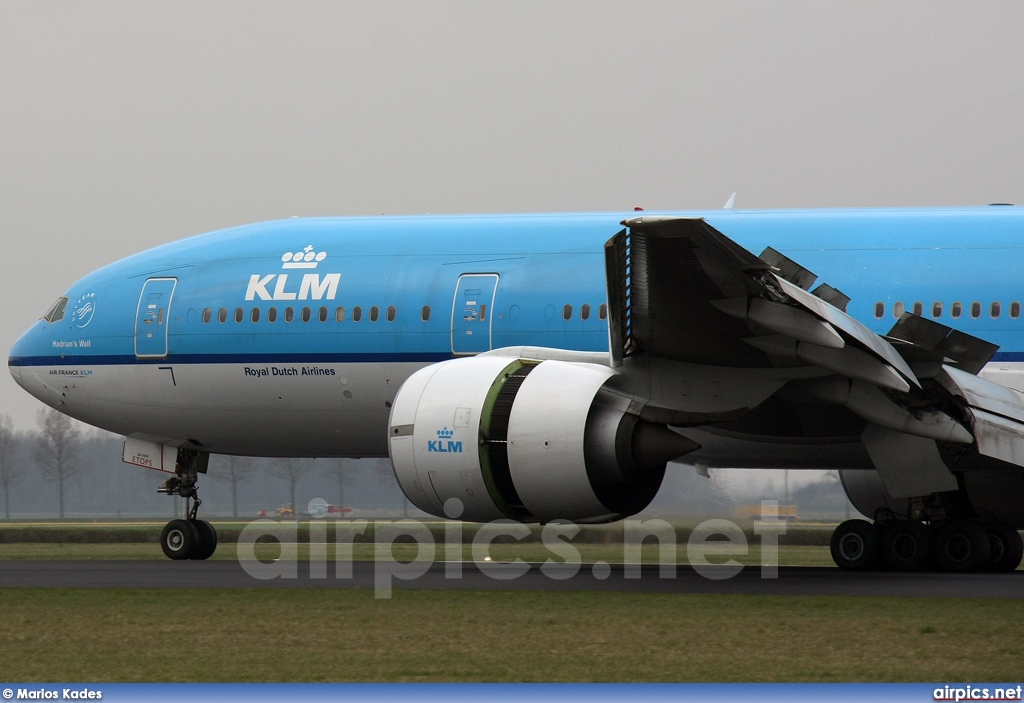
[738,504,799,521]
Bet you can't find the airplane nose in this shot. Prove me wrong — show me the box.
[8,336,25,383]
[9,327,63,407]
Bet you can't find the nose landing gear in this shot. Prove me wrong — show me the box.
[157,448,217,560]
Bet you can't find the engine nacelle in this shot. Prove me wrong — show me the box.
[388,357,697,523]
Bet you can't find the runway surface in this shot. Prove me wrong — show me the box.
[1,560,1022,597]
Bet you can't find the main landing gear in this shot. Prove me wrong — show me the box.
[157,448,217,560]
[831,516,1023,573]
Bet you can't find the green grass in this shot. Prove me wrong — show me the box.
[0,588,1020,682]
[0,519,837,546]
[0,518,835,565]
[0,541,839,566]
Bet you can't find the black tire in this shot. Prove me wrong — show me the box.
[161,519,200,560]
[935,520,991,573]
[882,521,933,572]
[983,522,1023,573]
[830,519,881,570]
[191,519,218,561]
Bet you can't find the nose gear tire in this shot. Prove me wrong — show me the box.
[191,519,218,560]
[161,519,201,560]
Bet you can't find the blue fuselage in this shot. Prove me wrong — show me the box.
[9,207,1024,457]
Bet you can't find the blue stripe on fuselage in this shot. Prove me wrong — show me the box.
[12,207,1024,367]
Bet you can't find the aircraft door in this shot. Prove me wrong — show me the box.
[451,273,499,354]
[135,277,178,358]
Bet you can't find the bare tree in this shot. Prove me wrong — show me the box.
[321,458,356,512]
[33,408,84,519]
[0,415,23,520]
[210,454,257,517]
[268,458,311,518]
[369,457,407,516]
[828,470,853,520]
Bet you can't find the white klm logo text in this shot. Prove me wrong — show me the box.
[245,246,341,301]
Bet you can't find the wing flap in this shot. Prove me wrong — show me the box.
[971,410,1024,467]
[939,365,1024,425]
[768,273,918,387]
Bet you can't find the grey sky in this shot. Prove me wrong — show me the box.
[3,2,1024,428]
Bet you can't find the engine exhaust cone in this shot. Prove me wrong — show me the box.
[630,422,701,473]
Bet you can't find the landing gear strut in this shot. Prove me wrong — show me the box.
[157,448,217,560]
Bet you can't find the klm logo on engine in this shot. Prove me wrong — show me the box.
[428,427,463,453]
[245,245,341,301]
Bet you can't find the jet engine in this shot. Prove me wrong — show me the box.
[388,356,698,523]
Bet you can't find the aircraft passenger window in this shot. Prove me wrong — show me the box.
[971,302,982,318]
[318,306,328,323]
[599,304,607,320]
[42,297,69,323]
[218,308,228,323]
[873,302,884,318]
[562,304,573,320]
[421,305,431,322]
[893,302,905,318]
[352,306,362,322]
[202,308,212,324]
[991,302,1001,318]
[335,307,346,322]
[370,306,380,322]
[912,302,923,316]
[157,308,165,325]
[284,307,294,323]
[268,307,278,323]
[251,308,260,323]
[234,307,243,323]
[951,302,962,318]
[480,304,487,322]
[581,304,591,321]
[301,307,311,323]
[932,302,942,318]
[386,306,396,322]
[1013,302,1021,319]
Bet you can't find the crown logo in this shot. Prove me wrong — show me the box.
[281,245,327,269]
[436,427,455,439]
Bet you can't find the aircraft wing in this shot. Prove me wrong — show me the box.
[606,215,1024,489]
[605,216,917,392]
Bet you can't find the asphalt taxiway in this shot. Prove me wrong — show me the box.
[0,560,1021,597]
